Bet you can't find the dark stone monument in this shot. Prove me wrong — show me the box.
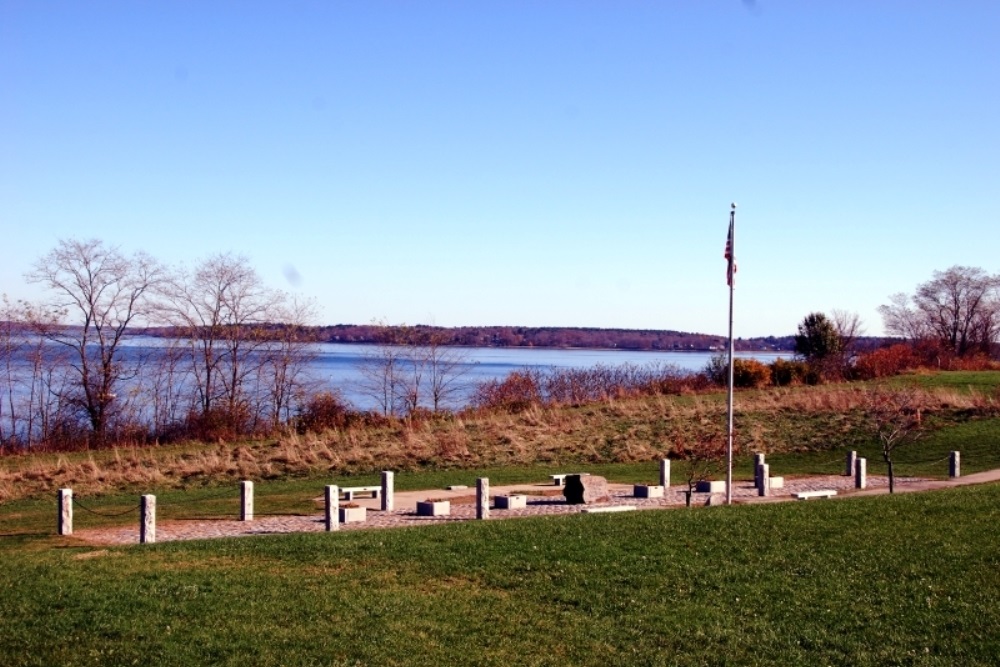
[563,474,610,504]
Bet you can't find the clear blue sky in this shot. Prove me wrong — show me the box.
[2,2,997,338]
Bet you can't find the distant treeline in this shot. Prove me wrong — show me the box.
[316,325,795,351]
[136,324,900,353]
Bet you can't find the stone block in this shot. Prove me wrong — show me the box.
[769,476,784,489]
[476,478,489,520]
[704,493,726,506]
[758,463,770,497]
[563,475,610,504]
[495,494,527,510]
[633,484,664,499]
[58,488,73,536]
[381,470,394,512]
[339,505,366,523]
[846,450,858,477]
[240,480,253,522]
[140,494,156,544]
[695,480,726,494]
[325,485,340,531]
[416,500,450,516]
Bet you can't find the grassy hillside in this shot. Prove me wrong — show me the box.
[2,371,998,504]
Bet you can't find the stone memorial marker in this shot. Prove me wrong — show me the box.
[563,474,610,504]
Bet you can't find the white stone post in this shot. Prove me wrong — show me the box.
[753,453,765,488]
[325,485,339,531]
[949,451,961,478]
[140,494,156,544]
[659,459,671,488]
[846,450,857,477]
[757,463,770,497]
[477,477,489,520]
[381,470,394,512]
[240,481,253,521]
[58,488,73,536]
[855,458,867,490]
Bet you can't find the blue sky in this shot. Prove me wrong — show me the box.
[2,2,997,338]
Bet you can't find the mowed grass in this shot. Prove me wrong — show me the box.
[2,485,999,666]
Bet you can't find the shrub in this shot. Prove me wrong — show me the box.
[472,370,544,413]
[297,391,353,433]
[770,358,810,386]
[733,358,771,388]
[853,344,918,380]
[183,405,253,442]
[704,355,774,388]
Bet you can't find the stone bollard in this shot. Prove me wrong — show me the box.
[240,481,254,521]
[753,453,765,488]
[477,478,489,520]
[140,494,156,544]
[659,459,671,488]
[855,458,867,490]
[846,450,857,477]
[325,485,339,531]
[950,451,961,478]
[381,471,394,512]
[758,463,770,497]
[58,488,73,536]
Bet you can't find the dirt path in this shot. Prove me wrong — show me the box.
[69,469,1000,547]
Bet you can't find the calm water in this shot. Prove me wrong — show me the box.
[305,342,788,409]
[6,336,789,412]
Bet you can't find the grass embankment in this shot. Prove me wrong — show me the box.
[2,485,999,666]
[1,372,998,507]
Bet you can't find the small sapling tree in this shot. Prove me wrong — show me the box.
[862,385,924,493]
[672,425,729,507]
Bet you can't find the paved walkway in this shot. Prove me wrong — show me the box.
[72,469,1000,546]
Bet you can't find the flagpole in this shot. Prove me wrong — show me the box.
[726,203,736,506]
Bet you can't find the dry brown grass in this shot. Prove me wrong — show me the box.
[0,382,995,503]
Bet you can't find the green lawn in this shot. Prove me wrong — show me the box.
[2,484,999,666]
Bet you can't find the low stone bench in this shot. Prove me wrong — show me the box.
[340,486,381,501]
[581,505,636,514]
[793,489,836,500]
[550,472,591,487]
[494,494,527,510]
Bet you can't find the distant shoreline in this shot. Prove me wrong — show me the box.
[133,323,807,353]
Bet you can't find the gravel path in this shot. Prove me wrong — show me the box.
[70,470,981,547]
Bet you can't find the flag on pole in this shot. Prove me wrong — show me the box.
[725,217,736,286]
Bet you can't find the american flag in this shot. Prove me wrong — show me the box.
[725,218,736,287]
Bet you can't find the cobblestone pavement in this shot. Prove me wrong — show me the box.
[73,472,937,546]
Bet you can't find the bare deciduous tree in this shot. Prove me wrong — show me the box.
[24,239,163,446]
[258,297,319,429]
[862,385,924,493]
[413,327,472,414]
[880,266,1000,357]
[162,253,282,433]
[672,424,728,507]
[356,322,408,417]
